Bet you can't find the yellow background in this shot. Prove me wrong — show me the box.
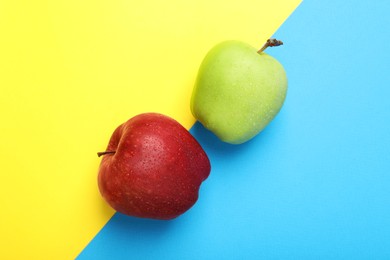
[0,1,300,259]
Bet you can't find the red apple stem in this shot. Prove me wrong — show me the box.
[97,151,116,157]
[257,38,283,53]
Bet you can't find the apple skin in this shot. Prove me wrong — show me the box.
[191,40,287,144]
[98,113,211,220]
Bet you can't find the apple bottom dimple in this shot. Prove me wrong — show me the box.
[122,156,205,219]
[119,190,200,220]
[98,161,206,220]
[101,170,203,220]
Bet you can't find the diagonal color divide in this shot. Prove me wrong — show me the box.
[0,0,300,259]
[78,0,390,259]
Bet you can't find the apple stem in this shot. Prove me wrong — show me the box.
[97,151,116,157]
[257,38,283,53]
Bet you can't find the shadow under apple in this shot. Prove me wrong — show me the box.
[189,120,280,164]
[106,212,175,236]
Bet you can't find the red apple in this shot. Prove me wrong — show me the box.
[97,113,211,220]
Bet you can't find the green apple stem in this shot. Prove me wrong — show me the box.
[97,151,116,157]
[257,38,283,53]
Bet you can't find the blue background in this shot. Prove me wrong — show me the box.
[78,0,390,259]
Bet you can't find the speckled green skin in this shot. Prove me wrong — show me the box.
[191,41,287,144]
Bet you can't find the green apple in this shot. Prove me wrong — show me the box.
[190,39,287,144]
